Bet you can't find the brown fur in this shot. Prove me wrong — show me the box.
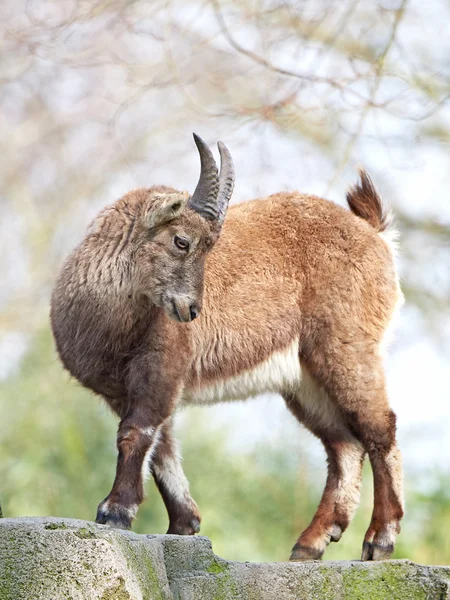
[51,169,403,560]
[346,168,391,232]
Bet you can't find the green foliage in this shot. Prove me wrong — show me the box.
[1,330,449,564]
[0,329,118,523]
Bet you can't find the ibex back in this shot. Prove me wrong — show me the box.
[51,134,404,561]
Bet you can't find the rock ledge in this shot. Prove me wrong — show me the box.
[0,517,449,599]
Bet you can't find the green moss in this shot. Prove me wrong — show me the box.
[207,559,229,574]
[341,563,428,600]
[100,578,131,600]
[82,560,94,572]
[113,535,164,600]
[74,527,97,539]
[211,570,240,600]
[139,556,163,600]
[44,522,68,530]
[204,556,244,599]
[316,565,338,599]
[0,563,12,600]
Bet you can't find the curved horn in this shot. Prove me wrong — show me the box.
[216,141,235,226]
[188,133,220,221]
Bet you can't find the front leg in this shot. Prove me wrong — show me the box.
[152,419,201,535]
[96,351,184,529]
[96,422,163,528]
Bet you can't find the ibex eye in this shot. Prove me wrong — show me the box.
[174,236,189,251]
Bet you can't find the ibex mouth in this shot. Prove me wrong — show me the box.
[170,299,194,323]
[170,300,183,322]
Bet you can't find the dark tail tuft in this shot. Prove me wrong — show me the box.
[346,168,391,233]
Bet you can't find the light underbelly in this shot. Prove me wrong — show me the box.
[183,339,301,405]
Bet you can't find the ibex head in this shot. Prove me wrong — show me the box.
[131,134,234,322]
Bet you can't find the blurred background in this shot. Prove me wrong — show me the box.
[1,0,449,564]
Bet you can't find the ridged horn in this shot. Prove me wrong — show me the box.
[216,140,235,226]
[188,133,220,221]
[188,134,235,227]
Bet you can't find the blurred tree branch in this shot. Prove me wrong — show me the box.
[0,0,449,345]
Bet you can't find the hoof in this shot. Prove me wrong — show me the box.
[330,524,342,542]
[167,517,201,536]
[95,502,135,530]
[361,540,394,561]
[190,518,201,533]
[290,543,323,561]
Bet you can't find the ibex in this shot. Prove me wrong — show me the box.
[51,134,403,561]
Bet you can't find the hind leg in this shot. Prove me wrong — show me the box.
[285,374,365,560]
[304,339,404,560]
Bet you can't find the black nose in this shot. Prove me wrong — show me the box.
[189,304,200,320]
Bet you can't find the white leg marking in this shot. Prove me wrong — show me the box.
[152,440,194,507]
[375,520,399,547]
[332,441,365,519]
[385,445,404,511]
[141,427,162,483]
[140,426,156,438]
[98,500,138,520]
[124,503,138,520]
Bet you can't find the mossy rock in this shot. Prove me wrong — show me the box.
[1,517,449,599]
[0,517,171,600]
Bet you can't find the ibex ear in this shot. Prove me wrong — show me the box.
[146,192,189,229]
